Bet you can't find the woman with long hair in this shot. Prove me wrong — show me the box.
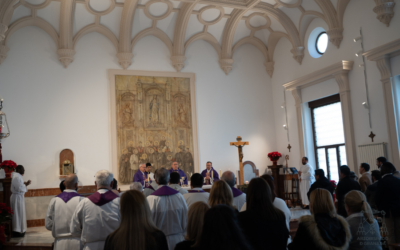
[103,190,168,250]
[199,205,252,250]
[345,190,382,250]
[238,178,288,250]
[174,202,209,250]
[208,180,235,210]
[288,188,351,250]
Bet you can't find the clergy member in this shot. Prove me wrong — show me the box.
[299,157,315,209]
[133,163,148,187]
[143,170,158,197]
[146,163,154,182]
[221,171,246,210]
[201,161,219,185]
[45,174,84,250]
[11,165,31,237]
[70,170,120,250]
[183,173,210,208]
[147,168,188,250]
[169,172,188,195]
[169,161,188,185]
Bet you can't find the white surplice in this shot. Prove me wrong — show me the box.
[168,184,188,195]
[45,189,85,250]
[10,172,27,233]
[299,164,315,206]
[147,186,188,250]
[233,193,246,211]
[70,189,120,250]
[182,188,210,208]
[143,182,158,197]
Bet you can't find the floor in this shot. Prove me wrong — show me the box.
[290,206,311,220]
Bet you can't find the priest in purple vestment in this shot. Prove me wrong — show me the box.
[201,161,219,185]
[133,163,149,187]
[169,161,188,185]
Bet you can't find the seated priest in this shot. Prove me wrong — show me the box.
[11,165,31,237]
[169,161,188,185]
[133,163,148,187]
[147,168,188,250]
[201,161,219,185]
[46,174,85,250]
[70,170,120,250]
[183,173,210,208]
[169,172,188,195]
[221,171,246,211]
[307,169,334,200]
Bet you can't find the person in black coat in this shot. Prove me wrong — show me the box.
[365,170,381,211]
[336,165,361,217]
[307,169,334,200]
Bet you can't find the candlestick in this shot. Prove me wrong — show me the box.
[219,169,222,177]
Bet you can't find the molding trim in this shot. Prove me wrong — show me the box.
[363,38,400,63]
[373,0,396,27]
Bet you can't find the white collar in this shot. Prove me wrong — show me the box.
[347,212,364,220]
[382,173,393,178]
[191,187,203,191]
[64,189,77,193]
[97,188,109,194]
[362,172,370,176]
[169,184,181,188]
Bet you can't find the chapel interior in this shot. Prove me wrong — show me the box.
[0,0,400,249]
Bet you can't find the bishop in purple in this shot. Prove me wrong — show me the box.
[201,161,219,185]
[133,163,149,187]
[169,161,188,185]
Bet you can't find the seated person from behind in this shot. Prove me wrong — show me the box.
[183,173,210,208]
[169,172,189,195]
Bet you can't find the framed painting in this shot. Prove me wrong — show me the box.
[108,70,199,187]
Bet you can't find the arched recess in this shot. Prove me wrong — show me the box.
[4,17,59,46]
[73,24,119,51]
[184,32,221,59]
[232,37,269,62]
[267,32,290,62]
[299,11,327,47]
[131,28,173,55]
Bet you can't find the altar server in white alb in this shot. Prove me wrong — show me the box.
[70,170,120,250]
[45,174,85,250]
[183,173,210,208]
[299,157,315,208]
[221,171,246,210]
[11,165,31,237]
[147,168,188,250]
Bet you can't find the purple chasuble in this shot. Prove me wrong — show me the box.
[231,187,243,198]
[56,192,81,203]
[146,185,155,191]
[188,189,205,193]
[87,190,119,206]
[151,186,179,196]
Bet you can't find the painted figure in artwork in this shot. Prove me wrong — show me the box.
[119,154,130,183]
[123,103,132,123]
[149,95,160,123]
[178,103,186,124]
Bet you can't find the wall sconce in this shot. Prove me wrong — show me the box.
[355,50,363,57]
[353,36,361,42]
[362,102,369,109]
[281,102,286,109]
[283,124,288,130]
[359,63,364,67]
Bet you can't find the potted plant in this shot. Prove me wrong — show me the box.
[330,180,337,201]
[267,152,282,166]
[0,202,13,243]
[0,160,17,178]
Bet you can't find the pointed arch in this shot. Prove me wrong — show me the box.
[131,28,173,55]
[299,11,326,46]
[232,36,269,62]
[184,32,221,58]
[73,24,119,51]
[267,31,290,61]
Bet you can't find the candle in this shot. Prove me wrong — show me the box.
[245,181,249,184]
[219,170,222,177]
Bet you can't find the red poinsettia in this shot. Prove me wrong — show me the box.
[330,180,337,192]
[268,152,282,162]
[0,160,17,174]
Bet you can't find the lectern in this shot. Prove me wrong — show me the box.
[268,164,283,198]
[0,178,12,207]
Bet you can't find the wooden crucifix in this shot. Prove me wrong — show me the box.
[230,136,249,185]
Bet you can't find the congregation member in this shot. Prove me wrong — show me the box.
[307,169,334,199]
[147,168,188,250]
[208,180,236,211]
[299,157,314,209]
[169,162,188,185]
[350,171,359,182]
[133,163,148,187]
[376,162,400,250]
[183,173,209,208]
[376,156,386,169]
[288,189,351,250]
[169,172,189,195]
[45,174,84,250]
[365,170,381,210]
[238,178,289,250]
[11,165,31,237]
[200,161,219,185]
[345,190,382,250]
[359,163,372,192]
[70,170,120,250]
[336,165,361,217]
[221,171,246,210]
[130,182,143,192]
[174,202,209,250]
[111,178,119,196]
[60,180,66,192]
[104,190,168,250]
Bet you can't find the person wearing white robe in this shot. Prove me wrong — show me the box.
[147,168,188,250]
[11,165,31,237]
[221,171,246,210]
[168,172,188,195]
[70,170,120,250]
[299,157,315,207]
[143,181,158,197]
[46,174,85,250]
[183,173,210,208]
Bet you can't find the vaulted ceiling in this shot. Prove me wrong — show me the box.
[0,0,396,76]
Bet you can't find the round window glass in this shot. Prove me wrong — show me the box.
[316,32,328,54]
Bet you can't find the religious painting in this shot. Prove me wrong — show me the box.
[109,70,199,185]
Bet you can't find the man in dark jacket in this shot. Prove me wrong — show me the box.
[365,170,381,211]
[376,162,400,249]
[336,165,361,217]
[307,169,334,200]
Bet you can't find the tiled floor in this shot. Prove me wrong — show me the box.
[9,226,54,244]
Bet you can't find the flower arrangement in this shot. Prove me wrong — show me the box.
[0,203,13,223]
[330,180,337,202]
[268,152,282,162]
[0,160,17,174]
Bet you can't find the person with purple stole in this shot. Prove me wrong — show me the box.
[169,161,188,185]
[147,168,188,250]
[133,163,149,187]
[221,171,246,211]
[70,170,120,250]
[183,173,210,208]
[201,161,219,185]
[168,172,188,195]
[45,174,85,250]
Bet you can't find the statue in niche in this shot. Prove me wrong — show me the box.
[149,95,160,123]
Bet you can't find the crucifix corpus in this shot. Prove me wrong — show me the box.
[230,136,249,185]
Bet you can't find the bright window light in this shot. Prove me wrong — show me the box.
[316,32,328,55]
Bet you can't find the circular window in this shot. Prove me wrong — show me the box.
[316,32,328,54]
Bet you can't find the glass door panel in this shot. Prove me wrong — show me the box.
[328,148,339,183]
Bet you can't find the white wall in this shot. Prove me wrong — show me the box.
[0,27,276,189]
[271,0,400,172]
